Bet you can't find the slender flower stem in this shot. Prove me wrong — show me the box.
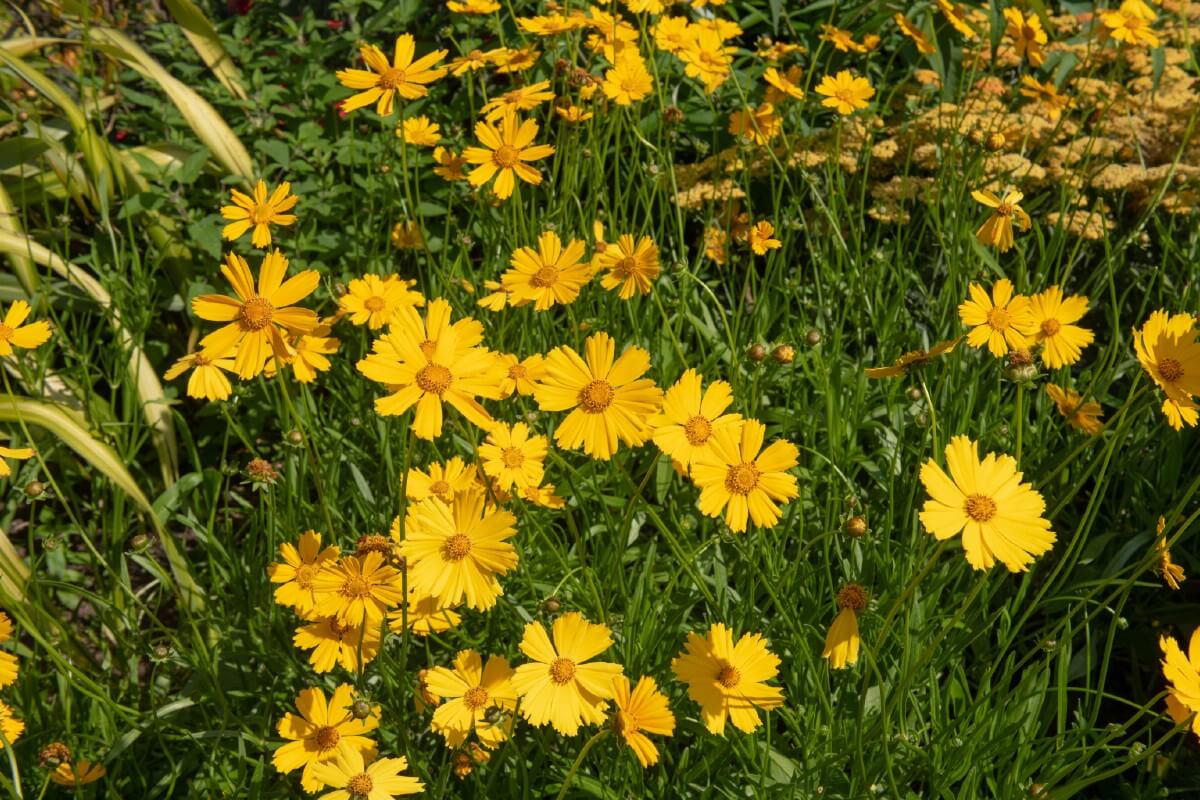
[554,729,608,800]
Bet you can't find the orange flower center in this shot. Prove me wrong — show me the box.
[683,415,713,446]
[1022,25,1037,41]
[724,463,760,494]
[965,494,997,522]
[996,202,1014,218]
[1040,318,1060,337]
[835,88,855,103]
[364,296,386,312]
[503,89,522,104]
[986,307,1011,330]
[549,657,577,684]
[463,686,490,710]
[328,617,352,636]
[378,68,408,90]
[716,665,741,688]
[508,364,528,380]
[250,203,275,225]
[239,295,275,331]
[192,352,213,367]
[493,145,520,168]
[430,479,451,499]
[1159,358,1184,382]
[530,266,560,288]
[613,255,639,279]
[416,363,453,395]
[342,576,371,598]
[295,563,318,589]
[578,380,615,413]
[0,325,14,342]
[501,447,525,468]
[594,240,608,253]
[347,773,374,798]
[419,338,436,359]
[314,725,341,751]
[441,533,473,562]
[837,582,868,611]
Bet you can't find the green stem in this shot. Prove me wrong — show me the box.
[554,729,608,800]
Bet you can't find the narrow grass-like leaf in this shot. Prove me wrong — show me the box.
[163,0,249,100]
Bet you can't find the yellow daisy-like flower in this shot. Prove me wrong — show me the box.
[220,180,298,248]
[433,147,468,181]
[400,491,518,611]
[463,110,556,200]
[293,615,381,674]
[895,13,936,54]
[1003,7,1048,66]
[602,52,654,105]
[653,16,691,53]
[1045,384,1104,436]
[312,553,405,626]
[272,684,379,793]
[919,435,1056,573]
[763,65,804,102]
[511,613,623,736]
[865,338,960,379]
[497,353,545,398]
[958,278,1036,357]
[612,675,675,768]
[650,369,741,469]
[447,0,499,13]
[972,189,1032,252]
[0,613,16,689]
[534,332,664,460]
[518,483,566,509]
[0,444,35,480]
[501,232,592,311]
[192,250,319,379]
[390,220,424,251]
[671,623,784,735]
[311,746,424,800]
[387,588,462,636]
[336,34,448,116]
[1133,310,1200,430]
[339,274,425,330]
[815,70,874,115]
[1155,516,1185,591]
[596,234,659,299]
[426,650,518,748]
[1102,4,1159,47]
[0,701,21,748]
[821,583,868,669]
[677,26,735,93]
[1159,628,1200,739]
[398,115,441,146]
[691,420,799,533]
[480,80,556,122]
[748,221,782,255]
[1028,286,1093,368]
[406,457,478,504]
[51,760,106,787]
[267,530,339,614]
[1019,76,1074,121]
[0,300,51,356]
[163,348,238,402]
[269,325,339,384]
[819,24,868,52]
[356,300,504,439]
[938,0,976,38]
[479,422,548,491]
[729,103,780,146]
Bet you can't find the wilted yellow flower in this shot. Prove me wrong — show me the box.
[1155,516,1185,590]
[822,583,868,669]
[433,147,469,181]
[163,349,237,402]
[865,338,959,379]
[972,189,1032,252]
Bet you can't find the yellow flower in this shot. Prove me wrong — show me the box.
[602,52,654,105]
[51,761,106,787]
[336,34,448,116]
[972,189,1032,252]
[534,332,664,460]
[1156,516,1185,590]
[398,115,440,146]
[433,146,468,181]
[447,0,499,13]
[272,684,379,793]
[704,225,728,265]
[426,650,518,748]
[653,16,692,53]
[0,300,51,356]
[406,456,479,503]
[400,491,518,610]
[865,338,960,379]
[1003,7,1048,66]
[1133,310,1200,430]
[555,103,594,123]
[678,26,735,93]
[937,0,977,38]
[815,70,874,115]
[763,66,804,102]
[271,325,339,384]
[1019,76,1074,121]
[819,24,867,52]
[1028,286,1093,368]
[822,583,868,669]
[267,530,339,614]
[748,220,782,254]
[463,110,556,200]
[691,419,799,533]
[479,422,548,491]
[294,615,381,674]
[501,232,593,311]
[511,613,623,736]
[1159,628,1200,739]
[311,746,424,800]
[919,435,1056,572]
[0,615,15,689]
[596,234,659,299]
[390,220,424,250]
[220,180,298,248]
[518,13,588,36]
[387,588,462,636]
[518,483,566,508]
[650,369,741,469]
[1101,4,1159,47]
[497,353,545,398]
[729,103,780,146]
[895,13,936,54]
[1045,384,1104,435]
[481,80,556,123]
[612,675,675,767]
[163,348,237,402]
[312,553,405,626]
[340,274,425,330]
[192,251,319,379]
[494,46,541,74]
[0,701,21,748]
[356,299,504,438]
[670,623,783,735]
[958,278,1036,357]
[0,444,34,481]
